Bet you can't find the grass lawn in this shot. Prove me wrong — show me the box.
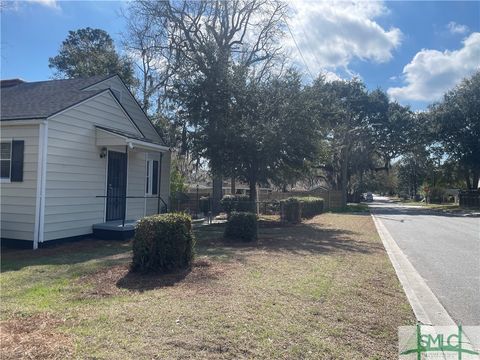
[1,213,414,359]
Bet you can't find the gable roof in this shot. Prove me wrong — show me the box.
[0,75,111,121]
[83,74,165,144]
[0,75,165,144]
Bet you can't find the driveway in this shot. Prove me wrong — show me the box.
[369,197,480,326]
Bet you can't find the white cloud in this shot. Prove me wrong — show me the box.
[447,21,469,35]
[29,0,58,8]
[3,0,60,11]
[388,32,480,102]
[285,1,402,79]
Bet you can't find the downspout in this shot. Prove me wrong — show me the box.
[34,120,48,249]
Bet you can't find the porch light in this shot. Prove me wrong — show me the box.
[99,147,107,158]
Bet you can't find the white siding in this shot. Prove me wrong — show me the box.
[160,151,171,211]
[145,151,171,215]
[43,92,144,241]
[0,124,39,241]
[85,77,162,143]
[126,150,146,219]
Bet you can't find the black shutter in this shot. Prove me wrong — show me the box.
[11,140,24,182]
[152,160,159,195]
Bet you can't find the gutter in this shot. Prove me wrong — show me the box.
[33,120,48,249]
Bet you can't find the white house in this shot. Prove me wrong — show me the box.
[0,74,171,249]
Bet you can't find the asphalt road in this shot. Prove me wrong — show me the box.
[369,197,480,326]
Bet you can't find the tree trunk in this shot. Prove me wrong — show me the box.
[212,175,223,215]
[340,146,348,207]
[231,173,236,195]
[472,170,479,190]
[465,170,472,190]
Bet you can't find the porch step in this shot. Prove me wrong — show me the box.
[93,220,138,240]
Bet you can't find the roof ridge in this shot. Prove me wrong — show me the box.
[0,74,113,86]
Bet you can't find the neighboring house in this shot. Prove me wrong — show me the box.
[0,74,171,249]
[186,180,273,197]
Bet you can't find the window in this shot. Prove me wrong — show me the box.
[146,160,150,194]
[145,159,159,195]
[152,160,159,195]
[1,140,24,182]
[0,142,11,180]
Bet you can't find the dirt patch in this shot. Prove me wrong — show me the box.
[76,257,237,299]
[0,313,73,360]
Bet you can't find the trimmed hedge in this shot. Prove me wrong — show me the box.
[298,197,325,218]
[220,195,255,214]
[224,211,258,242]
[280,198,302,223]
[280,196,324,223]
[132,213,194,273]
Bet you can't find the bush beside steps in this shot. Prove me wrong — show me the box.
[224,212,258,242]
[132,213,195,273]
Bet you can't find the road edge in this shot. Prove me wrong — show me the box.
[371,209,480,355]
[370,211,454,326]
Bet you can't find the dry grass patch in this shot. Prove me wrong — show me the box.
[1,213,414,359]
[0,313,73,360]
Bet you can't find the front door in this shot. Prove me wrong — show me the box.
[106,150,127,221]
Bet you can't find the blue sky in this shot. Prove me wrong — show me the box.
[1,1,479,110]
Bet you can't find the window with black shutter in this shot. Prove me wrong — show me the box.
[152,160,159,195]
[0,142,11,180]
[0,140,23,182]
[11,140,24,182]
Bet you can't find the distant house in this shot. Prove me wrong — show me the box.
[0,75,171,248]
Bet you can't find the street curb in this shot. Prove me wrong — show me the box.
[371,210,480,356]
[370,211,454,326]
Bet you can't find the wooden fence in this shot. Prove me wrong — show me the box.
[171,188,344,214]
[259,189,343,210]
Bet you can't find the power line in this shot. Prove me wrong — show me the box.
[283,15,315,81]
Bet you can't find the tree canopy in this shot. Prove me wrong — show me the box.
[49,27,136,88]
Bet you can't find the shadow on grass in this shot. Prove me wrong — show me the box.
[116,268,191,292]
[2,215,377,279]
[195,219,380,258]
[1,239,132,273]
[115,258,226,293]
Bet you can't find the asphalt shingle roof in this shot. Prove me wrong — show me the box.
[0,75,112,120]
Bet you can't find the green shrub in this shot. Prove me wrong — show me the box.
[224,212,258,242]
[428,187,446,204]
[199,196,211,214]
[298,197,324,218]
[132,213,195,273]
[280,196,324,223]
[280,198,301,223]
[220,195,254,214]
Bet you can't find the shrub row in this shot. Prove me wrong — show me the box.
[220,195,255,214]
[280,197,324,223]
[224,211,258,242]
[298,196,325,218]
[132,213,195,273]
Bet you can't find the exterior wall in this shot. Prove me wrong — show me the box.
[160,151,171,210]
[126,150,146,220]
[43,92,145,241]
[85,76,162,143]
[0,123,39,241]
[144,151,171,215]
[145,152,160,216]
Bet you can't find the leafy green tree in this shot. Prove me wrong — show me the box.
[170,158,188,196]
[229,69,320,201]
[126,0,287,212]
[430,71,480,189]
[49,27,135,87]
